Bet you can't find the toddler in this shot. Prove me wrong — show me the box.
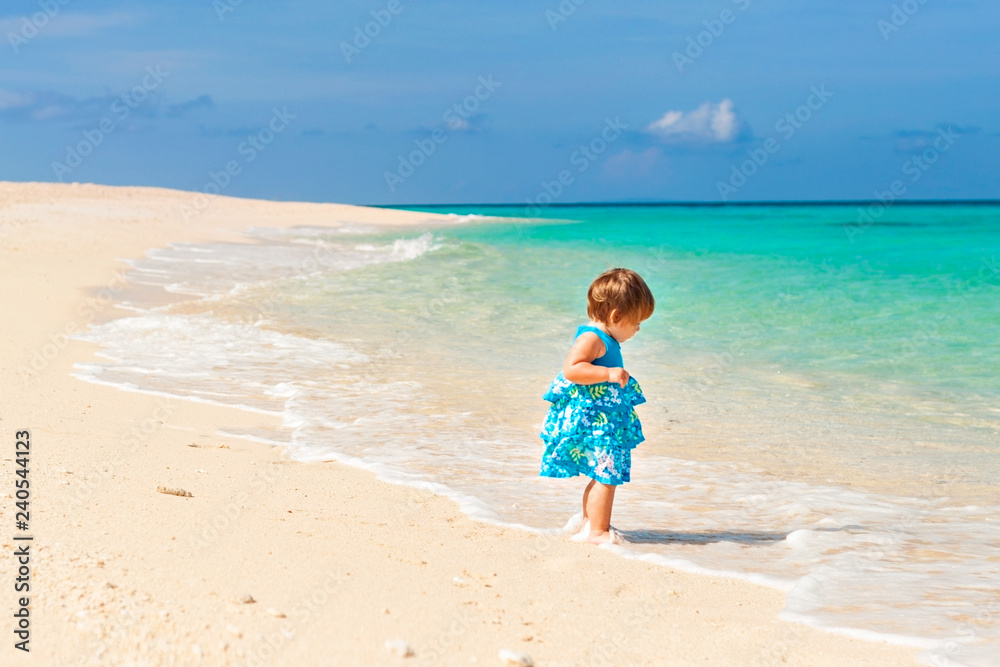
[539,268,655,544]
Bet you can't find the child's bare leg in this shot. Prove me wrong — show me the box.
[585,480,617,544]
[581,478,597,519]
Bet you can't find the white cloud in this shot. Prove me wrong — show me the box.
[0,11,133,38]
[646,99,742,143]
[0,90,35,110]
[31,105,66,121]
[48,11,134,36]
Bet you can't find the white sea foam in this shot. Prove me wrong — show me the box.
[124,230,439,298]
[443,213,493,224]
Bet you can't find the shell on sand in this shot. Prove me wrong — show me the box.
[156,486,193,497]
[498,649,534,666]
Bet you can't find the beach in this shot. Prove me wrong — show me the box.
[0,182,930,666]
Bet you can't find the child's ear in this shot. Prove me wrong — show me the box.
[609,309,621,324]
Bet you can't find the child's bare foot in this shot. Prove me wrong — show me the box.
[587,529,614,545]
[586,526,624,545]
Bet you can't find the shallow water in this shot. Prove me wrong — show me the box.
[74,204,1000,666]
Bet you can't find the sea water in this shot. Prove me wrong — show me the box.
[73,203,1000,665]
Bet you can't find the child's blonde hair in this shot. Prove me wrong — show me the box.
[586,268,655,325]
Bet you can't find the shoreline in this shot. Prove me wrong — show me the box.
[1,182,923,665]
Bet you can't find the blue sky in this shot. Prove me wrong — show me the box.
[1,0,997,205]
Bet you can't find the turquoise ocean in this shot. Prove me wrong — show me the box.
[74,203,999,665]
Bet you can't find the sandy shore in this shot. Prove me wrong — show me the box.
[0,182,922,666]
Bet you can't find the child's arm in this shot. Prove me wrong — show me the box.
[562,332,630,387]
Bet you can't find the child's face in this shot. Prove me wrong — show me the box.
[606,311,642,343]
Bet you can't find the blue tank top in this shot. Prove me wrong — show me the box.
[575,325,623,368]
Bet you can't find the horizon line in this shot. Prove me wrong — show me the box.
[378,198,1000,209]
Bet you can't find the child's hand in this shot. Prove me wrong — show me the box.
[608,367,630,387]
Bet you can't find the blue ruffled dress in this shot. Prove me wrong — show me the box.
[539,326,646,486]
